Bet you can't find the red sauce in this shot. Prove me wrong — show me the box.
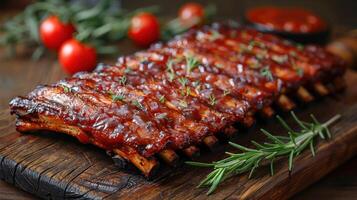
[246,6,327,34]
[10,23,345,158]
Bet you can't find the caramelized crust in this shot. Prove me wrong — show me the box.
[10,23,346,162]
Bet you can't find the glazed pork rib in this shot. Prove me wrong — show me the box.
[9,23,346,177]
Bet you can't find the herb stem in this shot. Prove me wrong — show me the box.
[186,112,341,195]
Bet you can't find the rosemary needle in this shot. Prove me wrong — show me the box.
[186,112,341,195]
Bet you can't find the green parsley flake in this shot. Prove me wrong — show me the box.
[132,100,145,111]
[296,68,304,77]
[120,76,127,85]
[61,85,71,93]
[178,77,188,87]
[166,59,176,82]
[260,67,274,81]
[179,100,188,108]
[185,54,199,73]
[209,30,223,41]
[223,90,231,96]
[156,113,168,120]
[209,94,217,106]
[159,95,166,103]
[111,92,125,102]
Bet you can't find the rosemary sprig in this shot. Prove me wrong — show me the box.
[186,112,341,195]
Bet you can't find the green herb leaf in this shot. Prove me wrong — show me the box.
[296,68,304,77]
[185,54,199,74]
[132,100,146,111]
[156,113,168,120]
[223,90,231,96]
[166,59,176,82]
[111,92,125,102]
[120,76,127,85]
[159,95,166,103]
[209,94,217,106]
[61,85,71,93]
[260,67,274,81]
[186,112,341,195]
[178,77,188,87]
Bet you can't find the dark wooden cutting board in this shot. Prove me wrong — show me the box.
[0,70,356,200]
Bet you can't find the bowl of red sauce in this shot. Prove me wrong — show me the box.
[245,6,330,44]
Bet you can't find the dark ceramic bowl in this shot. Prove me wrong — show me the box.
[245,20,330,45]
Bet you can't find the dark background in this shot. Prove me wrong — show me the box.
[0,0,356,199]
[124,0,357,29]
[1,0,357,29]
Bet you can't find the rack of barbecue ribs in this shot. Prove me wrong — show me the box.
[10,23,346,177]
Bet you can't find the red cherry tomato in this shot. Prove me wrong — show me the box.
[128,13,160,47]
[59,39,97,75]
[40,15,75,50]
[178,2,204,24]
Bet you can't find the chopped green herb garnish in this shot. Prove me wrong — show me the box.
[195,83,202,92]
[179,100,188,108]
[260,67,274,81]
[296,43,304,50]
[256,54,265,60]
[166,59,176,82]
[120,76,127,85]
[296,68,304,77]
[248,40,265,49]
[289,51,297,57]
[185,87,191,96]
[185,54,200,73]
[223,90,231,96]
[124,67,132,74]
[178,77,188,87]
[272,55,288,64]
[192,80,201,87]
[61,85,71,93]
[209,94,217,106]
[156,113,168,120]
[239,44,250,54]
[111,92,125,102]
[209,30,222,41]
[159,95,166,103]
[132,100,145,111]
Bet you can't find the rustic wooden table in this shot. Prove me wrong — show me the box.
[0,0,356,199]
